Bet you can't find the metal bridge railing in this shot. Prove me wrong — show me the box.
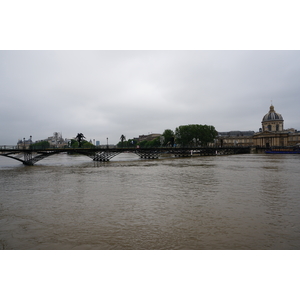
[0,145,20,150]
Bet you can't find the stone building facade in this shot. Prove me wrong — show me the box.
[217,131,255,147]
[218,104,300,147]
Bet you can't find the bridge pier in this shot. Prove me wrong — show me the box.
[138,153,160,159]
[136,150,160,159]
[93,151,120,161]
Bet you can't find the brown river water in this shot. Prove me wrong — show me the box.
[1,153,300,250]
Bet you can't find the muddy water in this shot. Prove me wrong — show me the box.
[1,153,300,249]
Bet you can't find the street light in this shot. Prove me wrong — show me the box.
[107,137,108,149]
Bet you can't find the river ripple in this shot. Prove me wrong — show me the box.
[1,153,300,249]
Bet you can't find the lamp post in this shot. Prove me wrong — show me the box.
[106,137,108,149]
[23,138,25,149]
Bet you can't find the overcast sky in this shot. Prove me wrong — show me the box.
[1,50,300,145]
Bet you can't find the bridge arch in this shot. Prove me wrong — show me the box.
[0,150,62,165]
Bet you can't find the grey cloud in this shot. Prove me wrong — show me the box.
[1,51,300,145]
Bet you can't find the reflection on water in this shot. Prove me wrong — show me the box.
[1,153,300,249]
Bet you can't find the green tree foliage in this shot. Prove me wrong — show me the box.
[83,141,95,148]
[30,141,50,150]
[75,133,86,147]
[175,124,218,146]
[138,137,161,148]
[117,139,136,148]
[70,139,79,148]
[71,139,94,148]
[120,134,126,148]
[162,129,175,146]
[116,124,217,148]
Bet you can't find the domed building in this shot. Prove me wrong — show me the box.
[218,104,300,148]
[261,104,284,132]
[253,104,300,148]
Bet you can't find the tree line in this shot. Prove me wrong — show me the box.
[28,126,218,149]
[117,124,218,148]
[29,133,95,149]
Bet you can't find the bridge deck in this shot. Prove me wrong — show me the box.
[0,146,252,165]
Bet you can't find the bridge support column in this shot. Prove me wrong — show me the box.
[137,152,160,159]
[93,151,120,161]
[23,152,33,165]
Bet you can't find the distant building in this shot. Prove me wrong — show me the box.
[218,104,300,147]
[253,105,300,147]
[17,133,70,148]
[217,132,255,147]
[44,132,69,147]
[261,104,284,132]
[138,133,161,142]
[218,131,255,137]
[17,137,33,149]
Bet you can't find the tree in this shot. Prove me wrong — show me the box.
[146,137,161,147]
[128,139,136,147]
[198,125,218,146]
[138,137,161,148]
[70,139,79,148]
[175,124,218,147]
[75,133,86,148]
[120,134,126,148]
[117,138,136,148]
[71,138,94,148]
[30,141,50,150]
[175,125,194,146]
[162,129,175,147]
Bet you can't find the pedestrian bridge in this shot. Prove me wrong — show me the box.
[0,146,251,166]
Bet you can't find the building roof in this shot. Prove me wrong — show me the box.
[262,105,283,122]
[218,131,255,137]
